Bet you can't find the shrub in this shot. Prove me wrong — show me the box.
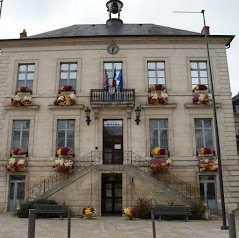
[135,197,154,219]
[190,201,208,220]
[14,199,58,218]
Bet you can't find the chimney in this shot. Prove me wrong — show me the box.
[201,26,210,35]
[20,29,27,38]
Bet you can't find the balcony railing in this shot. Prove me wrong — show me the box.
[90,89,135,103]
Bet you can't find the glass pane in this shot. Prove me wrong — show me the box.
[67,139,74,148]
[69,79,76,88]
[157,71,165,77]
[190,62,197,69]
[17,183,25,200]
[158,78,165,84]
[57,131,65,139]
[57,139,65,148]
[67,130,74,138]
[70,72,77,79]
[13,131,21,139]
[22,139,29,149]
[61,72,68,79]
[19,65,27,71]
[27,73,34,80]
[200,71,207,77]
[70,64,77,70]
[149,120,158,128]
[192,78,199,85]
[61,64,68,71]
[9,183,14,199]
[148,62,156,70]
[149,78,156,85]
[18,74,26,80]
[195,119,202,128]
[68,120,75,129]
[200,78,208,85]
[57,121,66,129]
[148,71,156,77]
[156,62,165,69]
[28,65,35,71]
[23,121,30,129]
[59,79,68,86]
[191,71,199,77]
[22,131,29,139]
[104,63,112,70]
[199,62,207,69]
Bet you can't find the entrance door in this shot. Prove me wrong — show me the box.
[103,120,123,164]
[102,174,122,216]
[199,175,218,214]
[8,175,25,211]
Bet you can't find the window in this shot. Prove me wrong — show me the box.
[190,61,208,89]
[17,64,35,90]
[11,120,30,150]
[60,63,77,89]
[147,62,165,87]
[56,120,75,149]
[195,119,213,150]
[103,62,123,91]
[149,119,168,154]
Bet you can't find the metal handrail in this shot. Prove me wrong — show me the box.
[25,151,200,204]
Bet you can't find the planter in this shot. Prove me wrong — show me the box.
[59,91,75,95]
[194,90,208,93]
[58,155,73,158]
[11,154,27,158]
[153,154,167,158]
[198,154,213,157]
[16,91,31,95]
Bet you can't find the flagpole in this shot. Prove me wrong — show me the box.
[174,9,228,230]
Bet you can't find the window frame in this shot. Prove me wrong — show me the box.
[16,64,35,90]
[190,61,209,90]
[194,118,214,151]
[11,120,30,150]
[147,61,166,88]
[56,119,75,150]
[59,62,78,90]
[149,119,168,155]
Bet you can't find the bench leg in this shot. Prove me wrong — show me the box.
[158,216,162,221]
[185,216,188,222]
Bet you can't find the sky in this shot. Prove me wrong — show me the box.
[0,0,238,97]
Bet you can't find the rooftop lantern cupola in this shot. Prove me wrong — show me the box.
[106,0,123,26]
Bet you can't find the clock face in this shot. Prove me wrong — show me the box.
[107,44,119,54]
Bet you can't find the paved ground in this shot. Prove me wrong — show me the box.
[0,213,238,238]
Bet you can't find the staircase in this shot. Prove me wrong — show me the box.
[25,151,201,205]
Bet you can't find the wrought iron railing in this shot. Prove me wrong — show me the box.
[90,89,135,103]
[25,151,200,204]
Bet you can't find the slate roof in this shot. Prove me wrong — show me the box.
[28,23,201,39]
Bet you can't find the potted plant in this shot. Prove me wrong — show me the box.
[148,92,168,105]
[193,93,212,105]
[58,85,75,94]
[151,147,169,157]
[150,158,172,172]
[82,206,96,219]
[197,147,213,156]
[52,158,74,173]
[123,207,137,220]
[6,158,28,172]
[199,158,218,172]
[11,95,32,107]
[56,147,74,157]
[148,84,166,92]
[54,93,76,106]
[193,84,208,93]
[11,148,28,157]
[15,87,32,94]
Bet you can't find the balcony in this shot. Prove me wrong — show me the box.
[90,89,135,106]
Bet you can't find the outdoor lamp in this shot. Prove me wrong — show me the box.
[134,106,141,125]
[85,107,91,126]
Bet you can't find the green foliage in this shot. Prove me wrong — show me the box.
[14,199,58,218]
[135,197,154,219]
[190,201,208,220]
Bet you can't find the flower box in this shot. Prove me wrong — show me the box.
[150,158,172,172]
[193,84,208,93]
[148,84,166,92]
[15,87,32,94]
[56,147,74,157]
[151,147,169,157]
[53,158,74,173]
[11,148,28,157]
[197,148,214,157]
[148,92,168,105]
[58,85,75,94]
[6,158,28,172]
[54,93,76,106]
[194,89,208,93]
[193,93,212,105]
[11,95,32,107]
[199,158,218,172]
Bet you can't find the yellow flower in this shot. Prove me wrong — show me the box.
[153,147,161,155]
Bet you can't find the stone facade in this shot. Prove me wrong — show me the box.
[0,23,238,216]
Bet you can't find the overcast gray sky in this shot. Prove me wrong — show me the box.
[0,0,238,97]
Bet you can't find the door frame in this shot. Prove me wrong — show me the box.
[101,173,122,216]
[103,119,123,164]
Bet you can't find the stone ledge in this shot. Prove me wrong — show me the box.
[5,105,40,110]
[141,103,177,108]
[48,104,85,110]
[184,103,221,109]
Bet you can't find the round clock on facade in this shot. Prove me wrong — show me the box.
[107,44,119,54]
